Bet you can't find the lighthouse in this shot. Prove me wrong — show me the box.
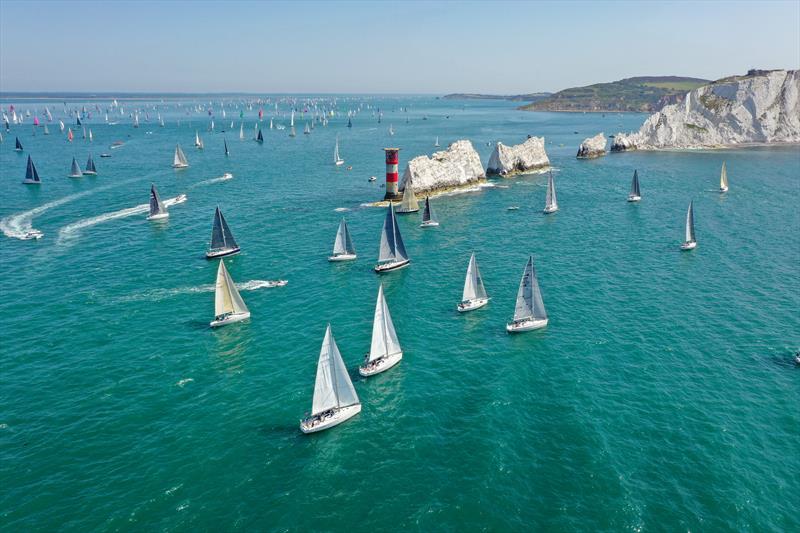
[383,148,401,201]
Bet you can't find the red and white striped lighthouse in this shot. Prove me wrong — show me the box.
[383,148,401,201]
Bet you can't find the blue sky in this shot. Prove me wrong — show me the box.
[0,0,797,93]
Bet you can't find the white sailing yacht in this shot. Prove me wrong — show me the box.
[206,206,241,259]
[506,256,548,332]
[239,122,244,140]
[300,324,361,434]
[173,144,189,168]
[359,284,403,376]
[374,202,410,273]
[147,184,169,220]
[68,157,83,178]
[328,218,357,261]
[396,180,420,214]
[88,129,93,142]
[195,131,204,149]
[303,122,311,135]
[334,136,344,166]
[543,171,558,213]
[209,260,250,327]
[680,201,697,250]
[388,124,394,136]
[289,110,296,137]
[458,252,489,312]
[719,162,729,193]
[420,196,439,227]
[628,169,641,202]
[434,136,440,147]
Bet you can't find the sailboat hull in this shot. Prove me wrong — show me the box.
[83,171,97,176]
[328,253,357,262]
[680,241,697,251]
[420,220,439,227]
[719,187,728,193]
[68,173,83,178]
[205,246,241,259]
[147,212,169,221]
[359,351,402,377]
[173,164,189,169]
[458,298,489,313]
[22,179,40,185]
[395,208,419,214]
[335,160,344,166]
[300,404,361,434]
[543,206,558,214]
[506,317,548,333]
[627,195,641,202]
[210,311,250,328]
[374,259,410,273]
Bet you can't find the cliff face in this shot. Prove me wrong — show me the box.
[613,70,799,149]
[486,136,550,176]
[400,140,485,194]
[577,133,607,158]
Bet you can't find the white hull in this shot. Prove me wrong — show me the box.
[83,171,97,176]
[396,208,419,214]
[300,403,361,434]
[69,173,83,178]
[22,230,44,240]
[328,253,357,262]
[210,311,250,328]
[420,220,439,227]
[173,163,189,169]
[719,187,728,193]
[359,351,402,376]
[22,179,40,185]
[680,241,697,251]
[458,297,489,312]
[147,212,169,221]
[335,160,344,166]
[206,247,241,259]
[374,259,410,273]
[506,317,548,333]
[627,195,641,202]
[543,206,558,214]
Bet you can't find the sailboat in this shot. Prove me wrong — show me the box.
[420,196,439,227]
[269,117,274,130]
[328,218,357,261]
[334,136,344,166]
[359,284,403,376]
[147,183,169,220]
[719,162,729,193]
[195,131,204,149]
[538,172,557,214]
[43,124,50,135]
[67,128,74,142]
[299,324,361,434]
[627,169,641,202]
[133,114,139,128]
[209,260,251,327]
[88,129,93,142]
[434,136,440,147]
[396,179,420,213]
[206,206,241,259]
[84,154,97,175]
[303,122,311,135]
[224,138,230,156]
[680,201,697,250]
[59,120,65,132]
[173,144,189,168]
[22,155,41,184]
[239,122,244,140]
[256,128,264,143]
[374,202,410,272]
[506,256,548,332]
[289,124,296,137]
[14,137,22,151]
[388,124,394,136]
[347,117,352,128]
[68,157,83,178]
[458,252,489,312]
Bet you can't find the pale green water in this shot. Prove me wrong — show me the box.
[1,97,798,531]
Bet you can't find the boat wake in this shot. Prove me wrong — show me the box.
[57,195,187,243]
[192,173,233,188]
[117,279,287,303]
[1,189,100,240]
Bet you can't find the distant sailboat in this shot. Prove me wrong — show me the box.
[396,179,420,213]
[88,129,93,142]
[269,118,273,130]
[347,117,352,128]
[59,120,65,132]
[22,155,41,184]
[388,124,394,136]
[627,169,641,202]
[680,201,697,250]
[147,183,169,220]
[543,171,558,214]
[206,206,240,259]
[84,154,97,175]
[209,260,251,327]
[334,136,344,166]
[67,128,74,142]
[420,196,439,227]
[719,162,729,193]
[173,144,189,168]
[328,218,357,261]
[195,131,204,149]
[256,128,264,143]
[506,256,548,332]
[224,138,230,156]
[14,136,22,151]
[359,284,403,376]
[43,124,50,135]
[239,122,244,140]
[374,202,410,273]
[458,252,489,312]
[133,114,139,128]
[289,124,296,137]
[299,324,361,434]
[303,122,311,135]
[434,136,439,147]
[68,157,83,178]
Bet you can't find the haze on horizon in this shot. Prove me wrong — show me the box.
[1,0,798,95]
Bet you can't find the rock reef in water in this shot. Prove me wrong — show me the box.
[576,133,607,158]
[486,136,550,176]
[399,140,486,195]
[612,69,800,150]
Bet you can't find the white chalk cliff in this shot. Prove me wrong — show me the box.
[577,133,607,158]
[486,136,550,176]
[611,69,800,150]
[400,140,485,194]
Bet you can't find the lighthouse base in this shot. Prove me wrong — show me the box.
[383,192,402,201]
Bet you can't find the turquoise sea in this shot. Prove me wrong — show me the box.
[1,96,798,531]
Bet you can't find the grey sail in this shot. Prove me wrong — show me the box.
[379,202,408,262]
[685,201,696,243]
[70,157,82,176]
[631,170,640,196]
[85,155,96,173]
[422,196,435,223]
[514,256,547,321]
[25,156,40,182]
[332,218,355,255]
[545,171,557,209]
[224,139,229,156]
[463,253,488,301]
[211,207,238,250]
[311,325,360,415]
[149,184,166,216]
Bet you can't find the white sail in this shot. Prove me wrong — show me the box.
[311,325,359,415]
[334,136,343,164]
[545,171,558,211]
[332,218,355,255]
[290,110,295,127]
[399,180,419,212]
[462,252,487,301]
[214,260,249,317]
[368,284,402,363]
[685,201,696,243]
[434,136,439,147]
[239,123,244,140]
[378,203,409,262]
[173,144,189,167]
[513,256,546,321]
[720,162,728,190]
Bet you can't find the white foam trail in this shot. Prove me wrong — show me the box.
[117,279,287,303]
[192,173,233,188]
[334,207,350,212]
[2,189,99,240]
[175,379,193,388]
[57,195,186,243]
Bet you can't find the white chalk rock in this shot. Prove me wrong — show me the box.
[486,136,550,176]
[610,133,637,152]
[400,140,485,194]
[577,133,607,158]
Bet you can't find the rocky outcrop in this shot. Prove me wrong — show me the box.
[612,69,800,150]
[486,136,550,176]
[399,140,485,195]
[576,133,607,158]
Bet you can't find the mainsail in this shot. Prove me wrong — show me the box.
[256,129,263,142]
[631,170,640,197]
[378,203,408,263]
[368,284,402,363]
[85,155,96,173]
[545,171,558,210]
[214,260,249,317]
[149,184,167,217]
[70,157,82,177]
[685,201,696,243]
[422,196,436,223]
[15,137,22,150]
[334,136,343,164]
[332,218,355,256]
[239,123,244,140]
[210,206,238,250]
[720,162,728,190]
[399,180,419,212]
[174,144,188,167]
[311,325,359,416]
[462,252,488,302]
[513,256,547,322]
[25,156,41,183]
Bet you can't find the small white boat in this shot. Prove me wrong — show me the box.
[507,206,519,211]
[719,162,729,193]
[368,176,377,182]
[543,171,558,214]
[458,252,489,312]
[375,202,410,273]
[173,144,189,168]
[22,230,44,240]
[22,156,41,184]
[506,256,548,332]
[146,184,169,220]
[206,206,240,259]
[220,172,233,180]
[334,136,344,166]
[68,157,83,178]
[627,169,641,202]
[396,180,420,214]
[209,260,251,328]
[419,196,439,227]
[680,201,697,251]
[359,284,403,376]
[300,324,361,433]
[328,218,357,261]
[195,131,204,149]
